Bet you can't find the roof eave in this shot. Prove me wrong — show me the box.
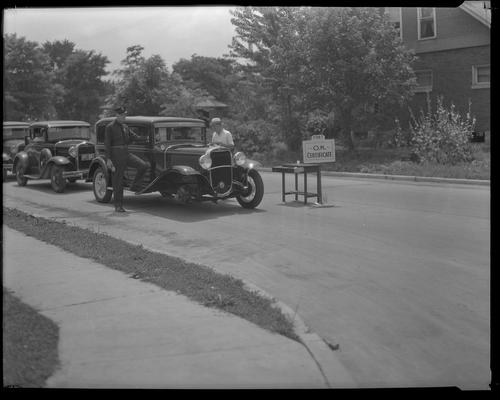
[459,3,491,28]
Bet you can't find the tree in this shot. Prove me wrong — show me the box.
[42,39,75,70]
[55,49,110,122]
[106,45,211,117]
[229,7,417,150]
[4,34,56,120]
[302,7,417,149]
[172,55,238,102]
[108,46,170,115]
[229,7,309,151]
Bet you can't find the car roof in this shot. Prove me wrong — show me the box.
[3,121,30,127]
[96,116,205,125]
[29,120,91,128]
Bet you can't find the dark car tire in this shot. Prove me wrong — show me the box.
[236,169,264,209]
[93,166,113,203]
[50,165,67,193]
[15,166,28,186]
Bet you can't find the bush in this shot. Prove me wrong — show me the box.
[409,95,476,165]
[228,119,281,156]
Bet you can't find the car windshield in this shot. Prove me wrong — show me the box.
[3,127,28,140]
[48,126,90,141]
[154,125,204,144]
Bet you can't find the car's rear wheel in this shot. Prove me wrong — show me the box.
[236,169,264,209]
[50,165,67,193]
[93,166,113,203]
[15,166,28,186]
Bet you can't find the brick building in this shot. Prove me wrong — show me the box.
[385,3,491,141]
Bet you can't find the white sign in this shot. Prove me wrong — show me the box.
[302,137,335,164]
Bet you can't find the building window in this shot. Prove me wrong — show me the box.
[472,65,490,88]
[385,7,402,38]
[414,70,433,92]
[418,8,436,40]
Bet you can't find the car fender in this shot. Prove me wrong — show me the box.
[168,165,200,176]
[87,156,111,183]
[40,148,53,170]
[13,152,29,172]
[48,156,71,166]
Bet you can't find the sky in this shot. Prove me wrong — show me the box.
[3,6,238,75]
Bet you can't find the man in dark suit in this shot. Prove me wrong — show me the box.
[104,106,148,212]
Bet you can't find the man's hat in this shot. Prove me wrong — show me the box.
[210,117,222,125]
[114,106,127,115]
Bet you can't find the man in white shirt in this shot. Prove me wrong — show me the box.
[210,118,234,150]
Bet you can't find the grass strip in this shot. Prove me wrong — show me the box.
[3,287,60,388]
[3,206,299,342]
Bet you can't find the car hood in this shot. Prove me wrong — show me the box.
[3,139,25,148]
[55,139,93,147]
[162,144,229,156]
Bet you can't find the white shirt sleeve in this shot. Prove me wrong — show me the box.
[225,130,234,146]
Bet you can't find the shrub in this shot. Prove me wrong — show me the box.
[229,119,281,156]
[409,95,476,165]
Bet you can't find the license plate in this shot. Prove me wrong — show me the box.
[80,153,94,161]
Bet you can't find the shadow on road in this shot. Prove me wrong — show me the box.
[4,180,93,194]
[85,193,267,223]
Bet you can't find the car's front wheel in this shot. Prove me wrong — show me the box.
[236,169,264,209]
[93,166,113,203]
[15,166,28,186]
[50,165,67,193]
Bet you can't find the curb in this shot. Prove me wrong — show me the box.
[260,167,490,186]
[8,207,357,389]
[242,281,357,388]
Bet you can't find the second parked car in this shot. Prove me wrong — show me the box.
[3,121,29,181]
[13,120,95,192]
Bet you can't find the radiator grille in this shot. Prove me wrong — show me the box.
[77,144,95,170]
[209,150,232,195]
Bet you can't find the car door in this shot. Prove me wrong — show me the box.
[25,126,47,176]
[124,124,153,187]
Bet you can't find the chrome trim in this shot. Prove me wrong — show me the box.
[207,165,231,171]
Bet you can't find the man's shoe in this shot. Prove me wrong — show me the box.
[115,206,126,213]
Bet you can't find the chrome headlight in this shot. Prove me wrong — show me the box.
[199,154,212,170]
[68,146,77,158]
[2,152,9,161]
[234,151,246,166]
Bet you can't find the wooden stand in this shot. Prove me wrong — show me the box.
[272,163,322,205]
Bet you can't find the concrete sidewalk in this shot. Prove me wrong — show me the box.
[3,226,355,389]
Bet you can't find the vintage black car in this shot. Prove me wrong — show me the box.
[88,116,264,209]
[13,120,95,192]
[3,121,30,180]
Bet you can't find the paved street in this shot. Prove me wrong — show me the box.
[2,172,490,389]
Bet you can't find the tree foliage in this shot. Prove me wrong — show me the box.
[4,34,110,123]
[229,6,417,150]
[106,45,211,118]
[173,55,237,102]
[54,49,110,122]
[4,34,56,121]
